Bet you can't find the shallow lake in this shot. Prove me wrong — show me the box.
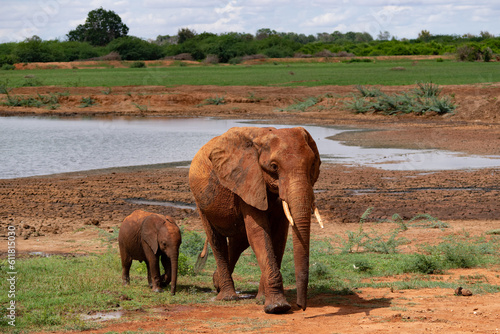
[1,116,499,179]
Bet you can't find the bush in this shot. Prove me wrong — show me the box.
[456,44,481,61]
[0,54,19,66]
[108,36,164,60]
[1,64,15,70]
[203,54,219,64]
[406,254,443,274]
[129,61,146,68]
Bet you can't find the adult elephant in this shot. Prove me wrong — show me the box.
[189,126,322,314]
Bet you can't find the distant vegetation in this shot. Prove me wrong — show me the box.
[1,60,499,88]
[0,10,499,68]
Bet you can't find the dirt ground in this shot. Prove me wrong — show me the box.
[1,69,500,333]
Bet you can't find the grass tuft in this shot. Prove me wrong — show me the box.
[345,82,456,115]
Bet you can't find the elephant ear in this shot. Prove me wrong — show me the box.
[209,128,268,211]
[298,127,321,184]
[141,215,161,254]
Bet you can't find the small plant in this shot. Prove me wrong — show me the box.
[79,96,97,108]
[203,95,226,105]
[0,79,13,95]
[1,92,61,109]
[21,75,44,87]
[247,91,264,102]
[343,96,371,114]
[352,259,373,272]
[132,102,149,113]
[101,87,112,95]
[129,61,146,68]
[355,85,383,97]
[414,81,441,97]
[276,96,320,112]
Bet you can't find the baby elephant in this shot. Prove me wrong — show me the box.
[118,210,182,294]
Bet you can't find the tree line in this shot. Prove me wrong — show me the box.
[0,8,498,68]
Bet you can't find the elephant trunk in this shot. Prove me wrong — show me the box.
[286,183,313,311]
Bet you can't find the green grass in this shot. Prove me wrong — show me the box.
[1,222,499,332]
[0,60,499,88]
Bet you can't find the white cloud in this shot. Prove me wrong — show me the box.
[0,0,499,42]
[303,13,344,28]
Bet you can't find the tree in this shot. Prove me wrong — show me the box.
[67,7,129,46]
[418,30,431,42]
[377,30,391,41]
[177,28,196,44]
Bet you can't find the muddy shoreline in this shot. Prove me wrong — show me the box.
[1,83,499,245]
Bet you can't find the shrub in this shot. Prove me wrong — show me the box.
[456,44,481,61]
[406,253,443,274]
[414,81,441,97]
[1,64,15,70]
[108,36,164,60]
[203,54,219,64]
[345,82,456,115]
[129,61,146,68]
[163,53,194,61]
[228,56,242,65]
[482,47,493,62]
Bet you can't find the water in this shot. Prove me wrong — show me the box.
[1,116,499,179]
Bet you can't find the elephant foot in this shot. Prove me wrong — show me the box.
[216,291,238,301]
[264,295,291,314]
[152,287,164,293]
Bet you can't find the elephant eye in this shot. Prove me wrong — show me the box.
[270,162,279,173]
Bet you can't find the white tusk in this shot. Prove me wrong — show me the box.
[282,201,294,226]
[313,203,324,228]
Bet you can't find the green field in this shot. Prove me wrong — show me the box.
[1,59,499,88]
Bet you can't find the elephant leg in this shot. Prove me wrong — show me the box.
[146,260,153,288]
[201,214,238,301]
[214,233,249,292]
[148,257,163,293]
[121,255,133,285]
[241,202,290,314]
[161,255,172,287]
[256,212,289,300]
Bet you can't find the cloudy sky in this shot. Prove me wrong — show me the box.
[0,0,498,43]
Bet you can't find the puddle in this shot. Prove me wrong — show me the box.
[80,311,124,322]
[124,198,196,210]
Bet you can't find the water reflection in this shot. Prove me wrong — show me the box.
[0,116,498,179]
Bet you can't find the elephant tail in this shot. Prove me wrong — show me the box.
[194,238,210,274]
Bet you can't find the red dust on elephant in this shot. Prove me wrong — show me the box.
[189,127,323,314]
[118,210,182,294]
